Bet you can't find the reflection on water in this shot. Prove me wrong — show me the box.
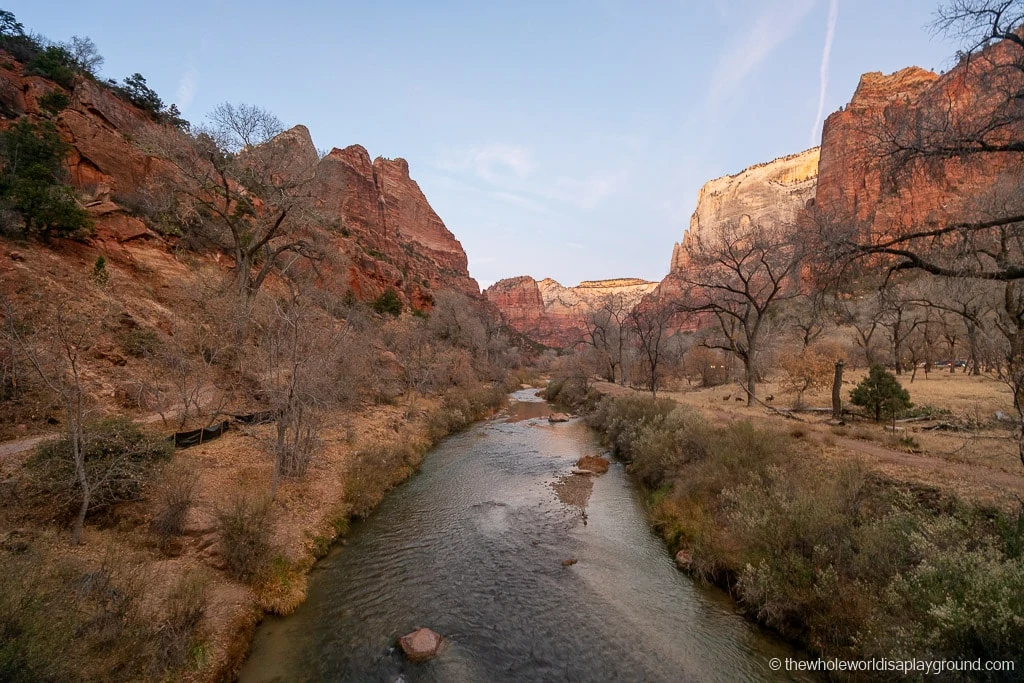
[239,390,806,682]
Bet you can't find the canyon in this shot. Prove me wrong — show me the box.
[489,41,1024,348]
[483,276,658,348]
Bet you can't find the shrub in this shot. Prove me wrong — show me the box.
[372,288,403,316]
[218,491,274,582]
[0,11,41,64]
[344,429,429,519]
[26,45,76,89]
[150,462,199,548]
[630,407,711,488]
[543,375,589,408]
[0,118,91,237]
[91,254,109,285]
[0,541,186,680]
[119,327,160,358]
[586,394,675,461]
[156,574,207,671]
[38,89,69,115]
[850,365,911,422]
[29,417,173,518]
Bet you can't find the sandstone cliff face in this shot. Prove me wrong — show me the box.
[485,276,658,348]
[0,56,478,308]
[669,147,819,272]
[814,55,1023,243]
[311,143,478,305]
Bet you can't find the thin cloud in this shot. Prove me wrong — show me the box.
[708,0,817,110]
[489,190,558,216]
[810,0,839,146]
[176,63,198,112]
[546,170,629,210]
[436,143,534,182]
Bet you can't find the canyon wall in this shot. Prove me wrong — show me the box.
[815,53,1024,244]
[669,147,819,273]
[0,56,477,308]
[484,277,658,348]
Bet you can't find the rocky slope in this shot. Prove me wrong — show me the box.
[484,276,658,348]
[0,56,477,309]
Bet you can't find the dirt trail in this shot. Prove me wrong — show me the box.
[0,385,221,459]
[832,435,1024,509]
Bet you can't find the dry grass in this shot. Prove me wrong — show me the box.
[593,369,1024,512]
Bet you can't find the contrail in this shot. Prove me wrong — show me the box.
[810,0,839,147]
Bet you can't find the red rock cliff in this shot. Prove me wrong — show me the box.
[814,40,1024,245]
[485,276,658,348]
[0,56,478,308]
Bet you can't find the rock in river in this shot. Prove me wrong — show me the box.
[399,628,443,663]
[548,413,570,423]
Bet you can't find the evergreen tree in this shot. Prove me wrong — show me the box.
[850,364,912,422]
[0,118,90,237]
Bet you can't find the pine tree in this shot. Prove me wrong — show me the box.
[850,365,911,422]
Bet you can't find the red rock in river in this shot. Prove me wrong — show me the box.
[399,627,443,663]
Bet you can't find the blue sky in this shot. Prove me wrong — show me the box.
[9,1,961,288]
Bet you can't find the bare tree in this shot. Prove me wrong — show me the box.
[385,315,438,417]
[208,103,283,153]
[822,3,1024,283]
[256,292,342,497]
[144,104,320,327]
[676,220,805,406]
[580,292,632,384]
[627,293,676,398]
[64,35,104,76]
[4,301,96,544]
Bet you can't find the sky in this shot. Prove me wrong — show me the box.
[9,1,963,289]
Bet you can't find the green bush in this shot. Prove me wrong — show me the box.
[630,407,711,488]
[851,365,912,422]
[91,254,109,285]
[586,394,675,461]
[25,45,76,89]
[615,393,1024,663]
[29,417,173,518]
[372,288,403,316]
[38,89,69,115]
[0,118,91,237]
[119,327,160,358]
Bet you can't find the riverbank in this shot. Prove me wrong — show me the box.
[238,388,797,681]
[0,384,509,681]
[547,381,1023,675]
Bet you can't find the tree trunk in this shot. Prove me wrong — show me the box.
[832,361,844,421]
[967,323,981,376]
[69,390,89,545]
[71,447,90,545]
[744,355,756,407]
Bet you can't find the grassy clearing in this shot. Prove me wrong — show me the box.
[588,394,1024,672]
[0,538,209,682]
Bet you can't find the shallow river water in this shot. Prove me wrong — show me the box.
[239,390,804,682]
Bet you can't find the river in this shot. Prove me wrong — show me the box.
[239,389,803,682]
